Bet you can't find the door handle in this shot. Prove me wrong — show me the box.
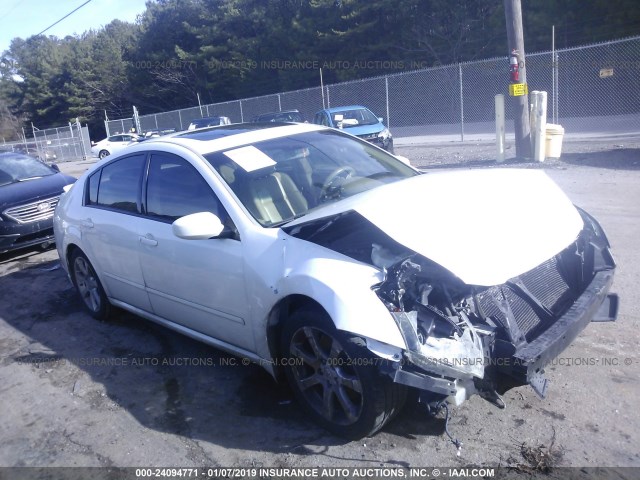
[139,234,158,247]
[81,219,94,229]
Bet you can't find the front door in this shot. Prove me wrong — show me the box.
[136,152,252,351]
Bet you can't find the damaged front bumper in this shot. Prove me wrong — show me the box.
[386,269,617,404]
[506,269,617,396]
[370,212,618,407]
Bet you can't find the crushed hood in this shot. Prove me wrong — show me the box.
[286,169,584,286]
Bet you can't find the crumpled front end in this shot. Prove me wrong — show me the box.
[371,207,617,407]
[285,204,618,408]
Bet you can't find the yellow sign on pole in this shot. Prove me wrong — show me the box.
[509,83,528,96]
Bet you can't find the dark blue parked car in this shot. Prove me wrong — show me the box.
[0,152,76,254]
[313,105,394,153]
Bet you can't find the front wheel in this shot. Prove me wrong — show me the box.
[385,139,395,155]
[98,150,110,159]
[70,250,111,320]
[281,309,406,439]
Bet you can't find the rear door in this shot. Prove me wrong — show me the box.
[81,154,152,310]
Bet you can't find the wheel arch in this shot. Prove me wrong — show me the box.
[64,243,111,298]
[266,294,327,381]
[65,243,81,270]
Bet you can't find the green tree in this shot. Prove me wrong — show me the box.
[6,36,72,127]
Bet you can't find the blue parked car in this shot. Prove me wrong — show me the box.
[313,105,394,153]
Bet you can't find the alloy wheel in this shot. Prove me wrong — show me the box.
[289,326,364,426]
[73,256,101,313]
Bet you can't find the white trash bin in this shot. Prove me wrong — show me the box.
[545,124,565,159]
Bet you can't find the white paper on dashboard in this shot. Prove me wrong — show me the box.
[223,145,276,172]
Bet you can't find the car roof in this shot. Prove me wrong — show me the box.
[257,109,300,115]
[141,122,326,156]
[319,105,369,114]
[0,151,48,164]
[192,116,228,122]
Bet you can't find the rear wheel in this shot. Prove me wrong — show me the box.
[70,250,111,320]
[281,309,406,439]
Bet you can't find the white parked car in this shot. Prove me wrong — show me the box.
[54,123,617,439]
[90,133,139,159]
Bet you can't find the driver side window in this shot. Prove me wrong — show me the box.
[145,153,229,225]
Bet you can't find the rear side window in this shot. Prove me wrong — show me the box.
[90,155,145,213]
[87,170,100,204]
[145,153,225,223]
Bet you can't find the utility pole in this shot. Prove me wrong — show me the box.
[504,0,531,159]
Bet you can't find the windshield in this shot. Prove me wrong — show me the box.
[0,154,56,186]
[332,108,379,128]
[204,129,416,227]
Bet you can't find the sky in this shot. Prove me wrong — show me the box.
[0,0,149,54]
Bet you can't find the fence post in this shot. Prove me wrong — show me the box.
[69,122,79,160]
[278,93,282,112]
[240,100,244,122]
[385,76,390,128]
[320,68,325,109]
[552,53,560,125]
[459,64,464,142]
[77,119,88,160]
[178,110,183,131]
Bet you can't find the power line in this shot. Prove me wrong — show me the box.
[36,0,94,36]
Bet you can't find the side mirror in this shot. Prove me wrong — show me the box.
[172,212,225,240]
[50,163,60,172]
[378,117,384,123]
[394,155,411,166]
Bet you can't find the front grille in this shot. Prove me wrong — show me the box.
[3,196,60,224]
[477,253,575,341]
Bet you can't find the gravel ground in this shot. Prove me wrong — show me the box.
[398,134,640,171]
[0,135,639,476]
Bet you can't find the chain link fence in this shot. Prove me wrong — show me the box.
[1,120,91,163]
[106,36,640,141]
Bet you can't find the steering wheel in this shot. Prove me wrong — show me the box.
[320,166,356,201]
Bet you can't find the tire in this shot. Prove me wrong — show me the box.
[70,250,111,320]
[98,150,110,159]
[281,309,407,439]
[385,139,395,155]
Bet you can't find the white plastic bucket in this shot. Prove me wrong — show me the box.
[545,123,565,159]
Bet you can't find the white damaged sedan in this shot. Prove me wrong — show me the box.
[54,123,617,439]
